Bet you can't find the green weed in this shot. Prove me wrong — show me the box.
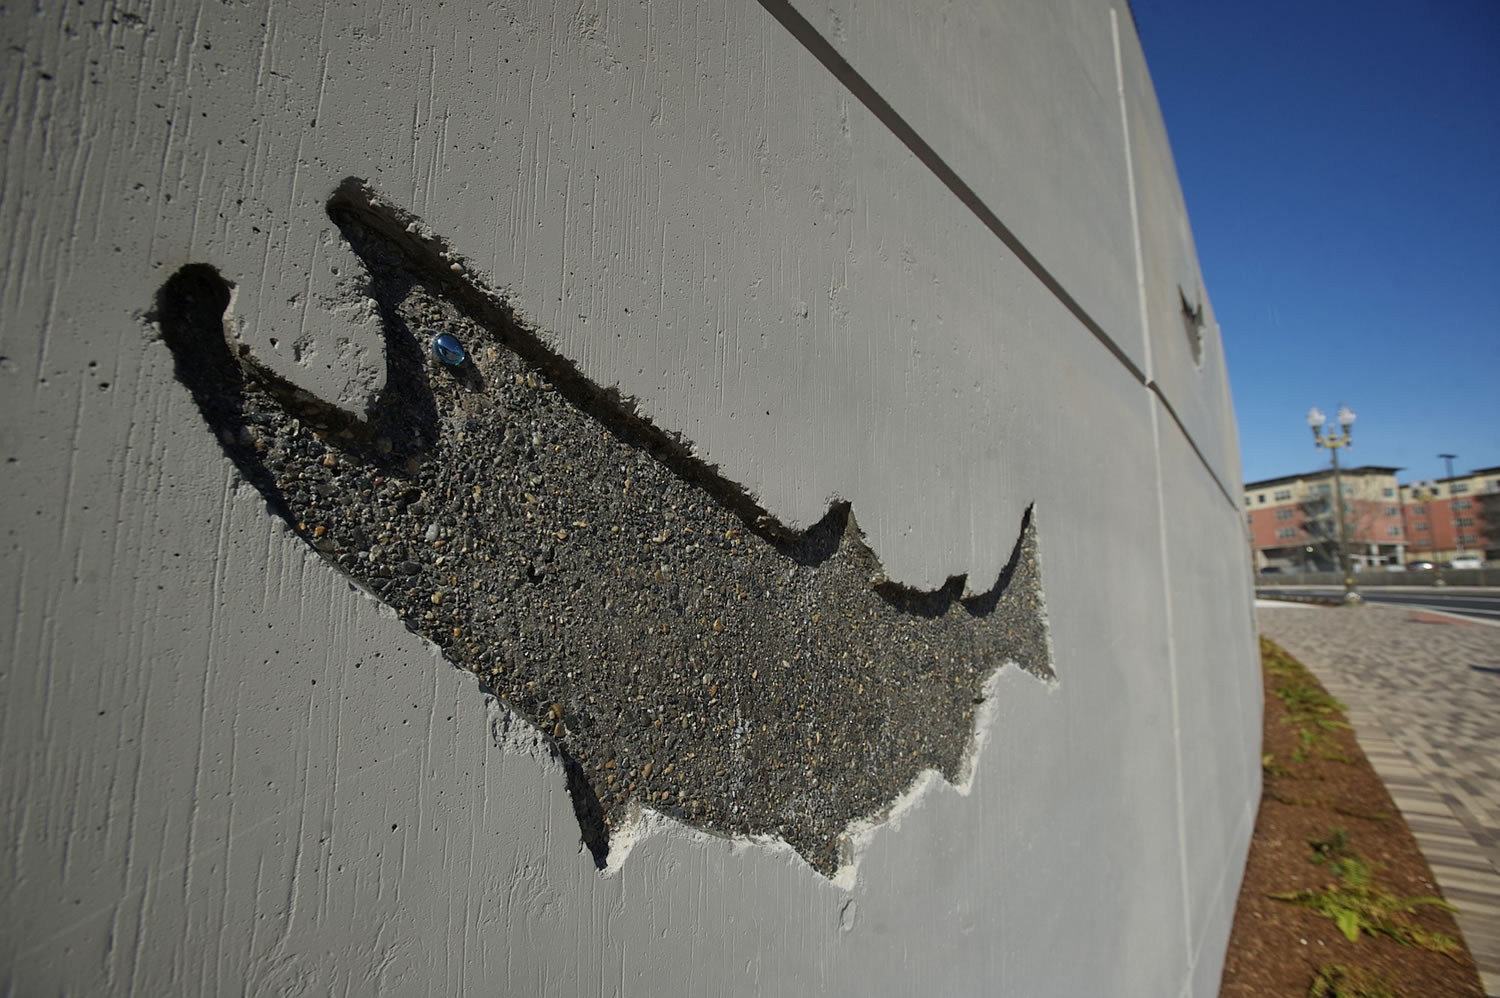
[1271,844,1458,951]
[1331,805,1389,823]
[1308,963,1403,998]
[1264,752,1296,778]
[1271,828,1458,951]
[1277,681,1348,720]
[1272,879,1457,950]
[1264,794,1389,823]
[1309,827,1355,865]
[1263,638,1355,764]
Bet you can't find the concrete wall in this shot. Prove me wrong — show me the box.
[1,1,1259,995]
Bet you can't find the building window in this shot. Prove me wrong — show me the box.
[1343,501,1352,513]
[1243,496,1251,507]
[1387,526,1402,537]
[1411,505,1428,515]
[1384,505,1399,516]
[1257,493,1266,504]
[1451,482,1470,494]
[1459,534,1477,544]
[1276,508,1294,521]
[1453,499,1471,510]
[1455,517,1474,527]
[1273,489,1292,501]
[1415,522,1429,532]
[1276,527,1296,539]
[1314,483,1331,495]
[1383,487,1395,497]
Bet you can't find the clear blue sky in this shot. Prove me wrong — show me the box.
[1131,0,1499,487]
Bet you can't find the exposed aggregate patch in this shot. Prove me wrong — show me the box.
[153,183,1053,875]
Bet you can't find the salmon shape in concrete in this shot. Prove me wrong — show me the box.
[152,179,1054,875]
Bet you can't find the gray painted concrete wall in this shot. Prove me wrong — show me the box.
[1,1,1259,994]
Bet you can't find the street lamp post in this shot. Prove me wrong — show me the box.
[1307,405,1363,605]
[1439,453,1462,556]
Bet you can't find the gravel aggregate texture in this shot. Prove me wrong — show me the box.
[152,180,1054,875]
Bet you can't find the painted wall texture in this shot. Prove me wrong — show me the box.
[0,1,1260,995]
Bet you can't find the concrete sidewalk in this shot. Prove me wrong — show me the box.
[1259,603,1500,997]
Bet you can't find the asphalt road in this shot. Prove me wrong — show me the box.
[1257,586,1500,622]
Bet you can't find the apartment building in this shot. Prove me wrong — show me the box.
[1399,466,1500,563]
[1243,466,1406,571]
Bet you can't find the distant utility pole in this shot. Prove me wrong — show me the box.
[1438,453,1460,554]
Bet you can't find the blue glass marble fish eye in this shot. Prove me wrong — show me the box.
[429,331,466,366]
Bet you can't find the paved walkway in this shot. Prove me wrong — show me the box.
[1258,602,1500,998]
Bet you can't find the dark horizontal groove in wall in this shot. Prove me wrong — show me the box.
[1149,383,1239,510]
[755,0,1146,388]
[758,0,1244,514]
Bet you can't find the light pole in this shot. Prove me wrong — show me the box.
[1439,453,1462,556]
[1307,405,1362,605]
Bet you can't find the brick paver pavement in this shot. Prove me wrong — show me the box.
[1258,602,1500,997]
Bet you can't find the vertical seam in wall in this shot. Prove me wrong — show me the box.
[1118,5,1154,392]
[1114,6,1194,970]
[1149,310,1196,975]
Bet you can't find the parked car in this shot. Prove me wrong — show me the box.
[1406,560,1436,571]
[1446,555,1484,570]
